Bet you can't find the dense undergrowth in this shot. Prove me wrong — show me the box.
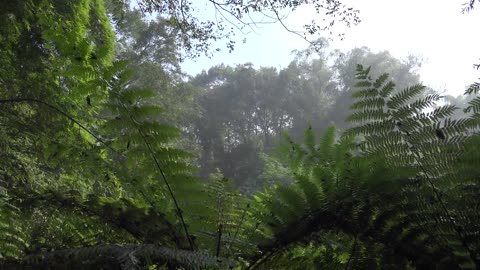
[1,0,480,269]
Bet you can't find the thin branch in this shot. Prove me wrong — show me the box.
[216,223,224,257]
[212,2,251,35]
[397,121,480,266]
[120,102,196,251]
[209,0,281,35]
[0,98,191,248]
[138,189,184,248]
[462,0,476,13]
[0,99,195,251]
[14,187,181,246]
[247,250,276,270]
[0,98,117,153]
[231,203,249,250]
[266,0,320,52]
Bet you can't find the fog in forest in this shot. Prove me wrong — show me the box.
[128,0,480,192]
[2,0,480,268]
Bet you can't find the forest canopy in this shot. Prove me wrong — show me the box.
[1,0,480,269]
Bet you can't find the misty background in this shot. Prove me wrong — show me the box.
[117,0,480,194]
[4,0,480,266]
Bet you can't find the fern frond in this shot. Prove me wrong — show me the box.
[464,80,480,95]
[346,109,389,123]
[295,174,323,210]
[373,73,390,89]
[379,81,396,97]
[277,185,307,217]
[464,96,480,114]
[355,64,371,80]
[354,80,373,88]
[318,126,336,162]
[351,88,379,99]
[350,97,385,110]
[15,188,185,247]
[344,66,480,268]
[387,84,426,109]
[304,125,316,153]
[0,195,26,259]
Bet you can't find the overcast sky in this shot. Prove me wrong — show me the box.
[181,0,480,96]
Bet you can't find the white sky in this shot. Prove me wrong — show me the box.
[181,0,480,96]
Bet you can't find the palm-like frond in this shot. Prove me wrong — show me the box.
[249,65,480,269]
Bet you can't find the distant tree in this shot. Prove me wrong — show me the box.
[189,45,424,190]
[191,64,264,183]
[279,41,338,140]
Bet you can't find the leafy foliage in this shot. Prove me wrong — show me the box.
[190,45,423,193]
[108,0,360,57]
[2,0,480,269]
[247,65,480,269]
[0,194,26,259]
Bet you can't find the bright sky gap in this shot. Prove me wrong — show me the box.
[181,0,480,96]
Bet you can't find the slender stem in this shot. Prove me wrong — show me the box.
[0,98,192,249]
[266,0,321,51]
[121,103,195,251]
[231,204,249,250]
[397,122,478,266]
[139,190,182,248]
[0,98,116,152]
[216,223,223,257]
[344,234,358,270]
[247,251,274,270]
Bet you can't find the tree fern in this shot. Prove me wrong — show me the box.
[248,66,480,269]
[188,173,258,260]
[344,65,480,268]
[3,0,480,268]
[250,127,358,268]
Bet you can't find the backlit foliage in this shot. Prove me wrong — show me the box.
[1,0,480,269]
